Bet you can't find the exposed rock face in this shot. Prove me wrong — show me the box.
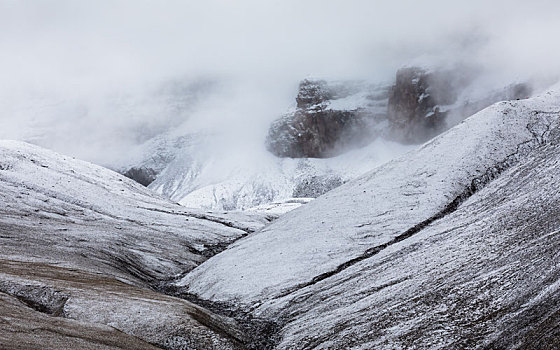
[267,67,534,159]
[123,166,157,186]
[266,80,387,158]
[387,67,461,142]
[387,67,533,143]
[266,108,372,158]
[121,69,531,209]
[295,79,333,108]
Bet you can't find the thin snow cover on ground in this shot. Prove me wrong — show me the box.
[150,137,413,210]
[0,140,274,349]
[0,261,246,350]
[180,88,560,305]
[0,140,268,281]
[271,131,560,349]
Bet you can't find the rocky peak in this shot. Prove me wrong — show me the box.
[266,80,387,158]
[295,79,333,109]
[387,67,533,143]
[265,68,479,159]
[387,67,469,143]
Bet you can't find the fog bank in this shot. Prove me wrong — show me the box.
[0,0,559,165]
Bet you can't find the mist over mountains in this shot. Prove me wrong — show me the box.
[2,1,560,349]
[1,0,559,168]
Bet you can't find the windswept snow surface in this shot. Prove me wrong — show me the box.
[181,89,560,306]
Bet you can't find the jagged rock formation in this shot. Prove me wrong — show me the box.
[266,79,389,158]
[295,79,333,108]
[387,67,532,143]
[266,67,533,158]
[179,89,560,348]
[387,67,465,142]
[121,68,531,211]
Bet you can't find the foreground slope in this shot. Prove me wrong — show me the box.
[0,141,271,349]
[270,133,560,349]
[179,89,560,348]
[0,140,266,282]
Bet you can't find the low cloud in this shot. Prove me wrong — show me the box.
[0,0,559,165]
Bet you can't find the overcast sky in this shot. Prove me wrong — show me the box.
[1,0,559,165]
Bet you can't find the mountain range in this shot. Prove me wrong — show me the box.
[2,82,560,349]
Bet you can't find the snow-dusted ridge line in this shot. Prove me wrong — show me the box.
[275,113,555,299]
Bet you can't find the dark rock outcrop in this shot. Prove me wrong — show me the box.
[0,281,69,317]
[387,67,532,143]
[267,68,533,159]
[387,67,462,143]
[295,79,333,108]
[266,80,385,158]
[266,109,374,158]
[123,166,157,186]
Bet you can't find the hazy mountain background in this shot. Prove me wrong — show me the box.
[1,0,558,168]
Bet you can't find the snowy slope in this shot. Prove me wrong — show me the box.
[180,89,560,305]
[0,140,270,281]
[0,140,273,349]
[171,88,560,348]
[272,132,560,349]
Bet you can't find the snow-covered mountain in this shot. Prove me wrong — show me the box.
[127,67,533,211]
[148,136,413,210]
[183,89,560,301]
[0,140,275,349]
[0,140,267,279]
[3,85,560,349]
[177,87,560,348]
